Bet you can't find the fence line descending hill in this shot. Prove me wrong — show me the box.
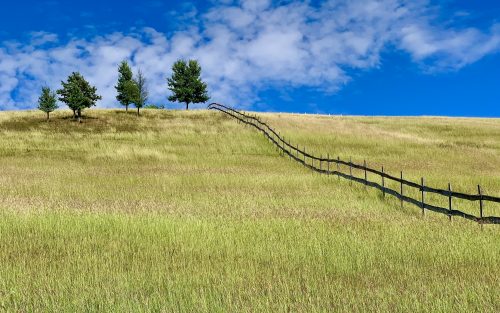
[208,102,500,225]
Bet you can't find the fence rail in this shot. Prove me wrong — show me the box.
[208,102,500,225]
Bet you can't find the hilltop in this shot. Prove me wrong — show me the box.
[0,109,499,311]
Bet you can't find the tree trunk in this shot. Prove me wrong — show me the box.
[73,109,76,119]
[137,107,140,116]
[126,104,128,112]
[186,102,189,110]
[77,109,82,123]
[46,112,49,121]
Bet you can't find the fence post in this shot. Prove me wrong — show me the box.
[400,171,403,208]
[349,157,352,185]
[282,136,285,156]
[448,183,452,221]
[284,137,287,158]
[289,140,293,160]
[303,147,306,165]
[287,138,291,160]
[421,177,425,216]
[282,136,285,157]
[363,160,367,187]
[278,132,282,155]
[382,166,385,198]
[478,185,483,229]
[278,135,282,155]
[337,156,340,180]
[285,139,292,159]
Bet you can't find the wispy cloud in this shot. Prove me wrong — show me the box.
[400,23,500,70]
[1,0,499,110]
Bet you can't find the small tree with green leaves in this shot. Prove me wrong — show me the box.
[133,69,148,116]
[167,59,209,110]
[57,72,101,123]
[115,60,136,112]
[37,86,58,121]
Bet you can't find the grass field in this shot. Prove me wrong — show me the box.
[0,109,499,312]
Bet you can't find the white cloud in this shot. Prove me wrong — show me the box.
[29,31,59,46]
[1,0,500,110]
[400,23,500,69]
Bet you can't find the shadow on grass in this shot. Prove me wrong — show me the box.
[61,115,99,120]
[113,110,137,115]
[0,113,123,133]
[0,108,224,133]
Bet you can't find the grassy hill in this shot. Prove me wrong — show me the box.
[0,109,499,312]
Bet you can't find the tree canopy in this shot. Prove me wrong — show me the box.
[115,61,138,112]
[167,59,209,110]
[57,72,101,122]
[133,69,148,115]
[37,86,58,120]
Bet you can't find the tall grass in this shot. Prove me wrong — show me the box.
[0,109,498,312]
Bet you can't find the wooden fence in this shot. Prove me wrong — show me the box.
[208,102,500,225]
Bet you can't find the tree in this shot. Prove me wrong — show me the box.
[57,72,101,123]
[124,80,140,113]
[133,69,148,116]
[115,60,136,112]
[37,86,58,121]
[167,59,209,110]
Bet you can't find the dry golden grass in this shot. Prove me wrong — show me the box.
[0,108,498,312]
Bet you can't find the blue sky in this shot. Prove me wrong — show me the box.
[1,0,499,116]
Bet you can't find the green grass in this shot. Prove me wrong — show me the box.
[0,109,499,312]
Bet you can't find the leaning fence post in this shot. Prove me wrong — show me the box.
[363,160,367,187]
[400,171,403,208]
[448,183,452,221]
[320,155,322,171]
[381,166,385,198]
[478,185,483,229]
[303,147,306,165]
[421,177,425,216]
